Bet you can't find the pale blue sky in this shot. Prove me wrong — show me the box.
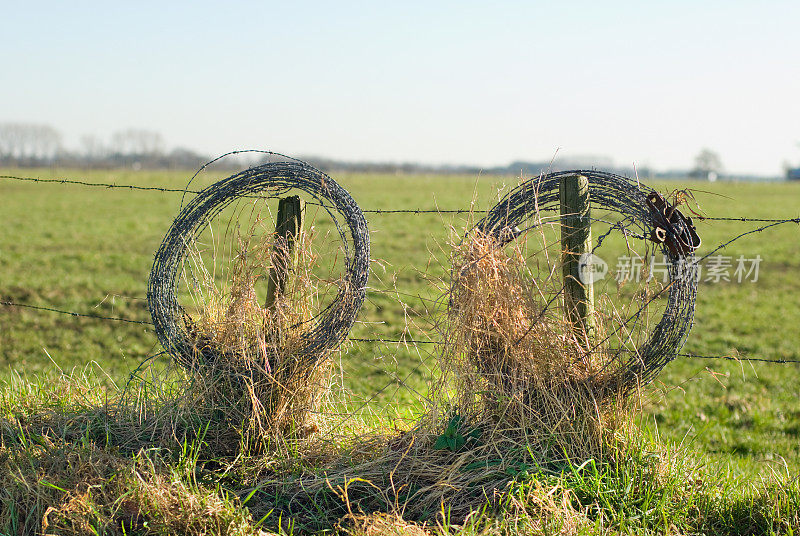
[4,1,799,175]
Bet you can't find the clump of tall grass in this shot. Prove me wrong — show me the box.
[240,225,631,529]
[434,229,626,462]
[179,220,333,456]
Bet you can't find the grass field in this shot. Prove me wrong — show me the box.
[1,167,799,534]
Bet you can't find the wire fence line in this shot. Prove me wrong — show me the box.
[0,174,473,215]
[0,299,152,325]
[1,172,800,366]
[3,174,799,221]
[1,299,798,365]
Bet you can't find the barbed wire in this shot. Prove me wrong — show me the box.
[0,174,197,194]
[3,174,799,220]
[697,218,800,263]
[698,216,800,223]
[0,175,472,214]
[1,300,798,364]
[146,161,371,371]
[676,353,800,364]
[0,299,152,324]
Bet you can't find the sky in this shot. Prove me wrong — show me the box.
[3,0,799,176]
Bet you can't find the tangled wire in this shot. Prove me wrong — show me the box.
[147,161,370,371]
[475,170,698,389]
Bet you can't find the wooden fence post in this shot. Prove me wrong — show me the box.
[560,174,595,339]
[265,195,305,310]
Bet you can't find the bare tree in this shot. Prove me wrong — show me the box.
[0,123,62,162]
[691,148,723,181]
[0,124,14,158]
[79,134,108,160]
[110,128,164,156]
[33,124,62,160]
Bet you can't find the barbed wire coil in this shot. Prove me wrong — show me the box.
[475,170,698,388]
[147,161,370,370]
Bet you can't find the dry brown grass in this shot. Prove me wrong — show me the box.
[0,436,264,536]
[238,228,632,529]
[177,216,337,456]
[433,230,626,461]
[337,512,431,535]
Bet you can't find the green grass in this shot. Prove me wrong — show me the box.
[1,168,799,534]
[2,368,798,535]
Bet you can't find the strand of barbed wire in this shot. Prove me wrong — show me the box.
[0,299,152,324]
[3,174,799,222]
[1,299,798,364]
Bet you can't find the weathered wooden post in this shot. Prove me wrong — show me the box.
[560,174,595,340]
[265,195,305,310]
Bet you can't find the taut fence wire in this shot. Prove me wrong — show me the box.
[3,173,799,221]
[1,298,797,364]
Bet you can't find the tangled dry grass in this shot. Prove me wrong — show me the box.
[438,231,626,459]
[236,227,633,530]
[178,218,334,455]
[0,425,264,536]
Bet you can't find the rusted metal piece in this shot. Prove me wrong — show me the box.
[646,192,701,256]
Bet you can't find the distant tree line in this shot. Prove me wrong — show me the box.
[0,123,209,170]
[299,156,651,179]
[8,121,771,180]
[0,122,653,176]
